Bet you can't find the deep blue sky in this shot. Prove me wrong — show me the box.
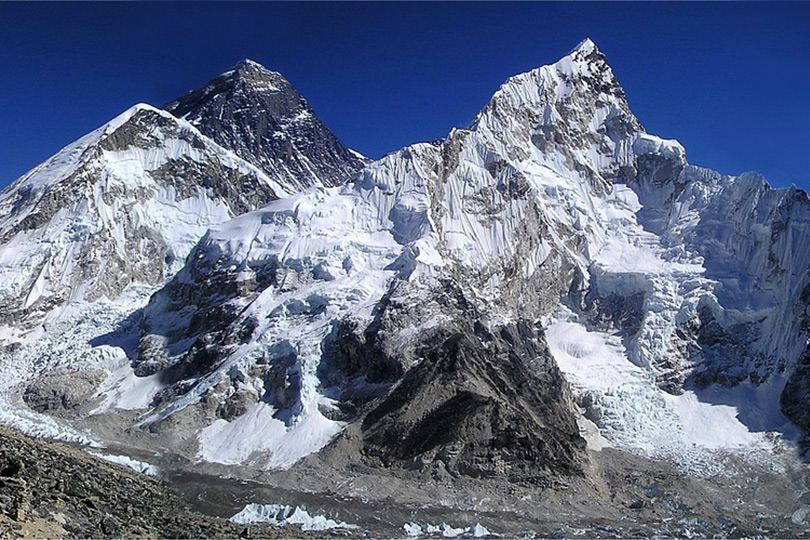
[1,2,808,191]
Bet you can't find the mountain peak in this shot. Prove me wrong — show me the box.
[227,58,286,85]
[554,37,612,78]
[232,58,266,71]
[472,38,633,138]
[163,61,365,190]
[571,37,598,56]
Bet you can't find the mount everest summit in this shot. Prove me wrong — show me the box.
[0,39,809,534]
[164,59,366,192]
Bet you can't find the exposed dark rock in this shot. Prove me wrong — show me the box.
[164,59,366,190]
[687,306,779,389]
[583,289,645,338]
[360,320,586,486]
[320,319,405,389]
[22,371,105,417]
[782,285,810,434]
[781,345,810,434]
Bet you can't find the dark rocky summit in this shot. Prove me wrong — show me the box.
[165,59,366,191]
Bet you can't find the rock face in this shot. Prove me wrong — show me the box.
[22,371,105,418]
[360,320,585,486]
[779,282,810,432]
[165,59,366,191]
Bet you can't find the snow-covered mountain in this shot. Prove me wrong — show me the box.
[164,59,366,191]
[109,39,809,475]
[0,103,287,345]
[0,59,367,347]
[2,40,808,485]
[0,62,367,439]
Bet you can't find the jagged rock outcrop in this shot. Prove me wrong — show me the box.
[165,59,366,191]
[360,320,585,486]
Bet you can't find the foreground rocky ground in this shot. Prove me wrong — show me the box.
[2,417,810,538]
[0,426,302,539]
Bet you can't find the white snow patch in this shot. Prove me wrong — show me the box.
[91,363,164,414]
[633,133,686,162]
[404,522,493,538]
[229,503,357,531]
[197,402,343,468]
[0,401,98,447]
[88,450,159,477]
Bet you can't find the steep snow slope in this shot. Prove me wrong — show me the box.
[116,39,810,473]
[0,103,291,439]
[628,160,810,437]
[165,59,366,191]
[0,103,286,346]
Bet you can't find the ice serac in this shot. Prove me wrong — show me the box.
[164,59,366,192]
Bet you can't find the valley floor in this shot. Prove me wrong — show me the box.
[170,443,810,538]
